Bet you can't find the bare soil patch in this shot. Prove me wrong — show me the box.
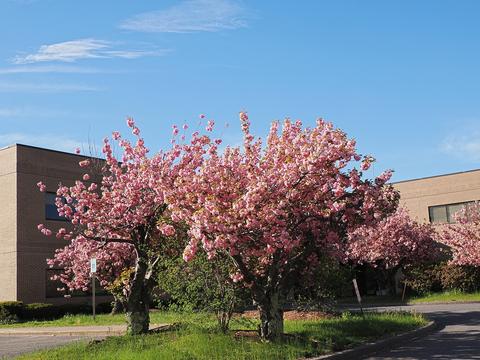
[238,310,332,321]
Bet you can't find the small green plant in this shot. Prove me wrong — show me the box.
[157,249,250,333]
[0,301,23,324]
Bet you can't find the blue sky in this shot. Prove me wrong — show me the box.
[0,0,479,181]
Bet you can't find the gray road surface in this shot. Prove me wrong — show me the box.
[362,303,480,360]
[0,334,102,359]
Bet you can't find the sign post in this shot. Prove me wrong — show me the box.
[90,258,97,320]
[352,278,364,316]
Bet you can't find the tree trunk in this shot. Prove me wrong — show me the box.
[125,255,151,335]
[110,295,125,315]
[255,289,284,341]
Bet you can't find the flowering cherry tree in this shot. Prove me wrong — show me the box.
[37,118,209,334]
[168,113,399,341]
[347,208,439,293]
[46,237,135,311]
[439,202,480,266]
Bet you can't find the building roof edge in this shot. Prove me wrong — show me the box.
[393,168,480,185]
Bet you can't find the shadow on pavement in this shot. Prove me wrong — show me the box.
[365,308,480,360]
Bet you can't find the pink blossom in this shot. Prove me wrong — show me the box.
[79,160,90,168]
[206,120,215,132]
[158,224,176,237]
[438,202,480,266]
[231,272,244,283]
[168,111,398,338]
[361,155,374,171]
[41,228,52,236]
[40,120,212,335]
[36,181,46,192]
[75,148,81,155]
[347,208,439,269]
[83,174,90,181]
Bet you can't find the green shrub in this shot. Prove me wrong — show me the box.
[0,301,23,324]
[157,249,250,332]
[404,262,480,295]
[403,263,442,295]
[23,303,59,320]
[95,302,113,314]
[58,303,91,316]
[292,256,354,310]
[439,265,480,292]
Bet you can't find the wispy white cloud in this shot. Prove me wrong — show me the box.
[120,0,248,33]
[0,133,83,153]
[441,128,480,162]
[0,65,102,74]
[12,38,168,64]
[0,81,101,92]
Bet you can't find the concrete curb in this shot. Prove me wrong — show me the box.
[338,300,480,308]
[305,320,440,360]
[0,324,169,336]
[407,300,480,306]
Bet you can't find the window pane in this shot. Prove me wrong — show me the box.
[447,203,465,223]
[45,192,66,221]
[429,205,447,224]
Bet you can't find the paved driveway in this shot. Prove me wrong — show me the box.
[0,323,167,359]
[0,335,101,359]
[362,303,480,360]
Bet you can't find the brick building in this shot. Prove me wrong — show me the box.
[0,144,110,304]
[393,169,480,225]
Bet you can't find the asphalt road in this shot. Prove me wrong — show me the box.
[362,303,480,360]
[0,334,102,359]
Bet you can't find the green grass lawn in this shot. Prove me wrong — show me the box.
[0,311,183,328]
[338,290,480,306]
[15,311,426,360]
[409,290,480,304]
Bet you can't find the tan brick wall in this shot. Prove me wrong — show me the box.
[0,147,17,301]
[393,169,480,223]
[15,145,99,304]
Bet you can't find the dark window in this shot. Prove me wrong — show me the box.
[45,192,68,221]
[428,205,447,224]
[428,201,475,224]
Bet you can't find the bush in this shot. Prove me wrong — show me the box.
[58,303,91,316]
[0,301,98,323]
[404,262,480,295]
[96,302,113,314]
[0,301,23,324]
[23,303,59,320]
[157,249,250,332]
[403,264,442,295]
[292,256,354,310]
[439,265,480,292]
